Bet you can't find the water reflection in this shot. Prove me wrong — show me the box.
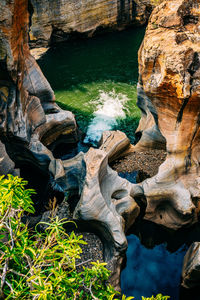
[121,218,200,299]
[121,234,187,299]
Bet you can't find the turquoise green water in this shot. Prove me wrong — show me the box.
[38,27,145,143]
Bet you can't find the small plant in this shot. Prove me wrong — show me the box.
[0,175,170,299]
[142,294,170,300]
[0,175,119,299]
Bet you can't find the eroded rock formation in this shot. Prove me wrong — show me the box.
[0,2,142,290]
[133,0,200,288]
[2,0,200,293]
[134,0,200,230]
[0,0,78,177]
[29,0,162,47]
[182,242,200,289]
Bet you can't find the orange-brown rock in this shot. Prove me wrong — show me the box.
[135,0,200,229]
[29,0,162,47]
[0,0,78,174]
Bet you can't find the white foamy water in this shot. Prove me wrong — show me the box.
[84,90,128,146]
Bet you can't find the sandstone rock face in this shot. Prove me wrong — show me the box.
[29,0,160,47]
[135,0,200,229]
[2,0,200,292]
[99,130,131,162]
[0,0,78,176]
[0,2,141,289]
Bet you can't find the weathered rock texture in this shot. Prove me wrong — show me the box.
[182,242,200,289]
[2,0,200,292]
[0,1,141,289]
[29,0,162,47]
[134,0,200,230]
[0,0,78,176]
[73,147,140,259]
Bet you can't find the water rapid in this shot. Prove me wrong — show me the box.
[84,90,128,146]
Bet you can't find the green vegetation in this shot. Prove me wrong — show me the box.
[142,296,170,300]
[0,175,170,299]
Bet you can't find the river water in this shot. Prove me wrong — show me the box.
[38,28,190,299]
[38,27,144,145]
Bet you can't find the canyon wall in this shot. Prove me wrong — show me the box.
[136,0,200,227]
[135,0,200,287]
[0,0,78,192]
[0,3,141,290]
[1,0,200,292]
[29,0,162,47]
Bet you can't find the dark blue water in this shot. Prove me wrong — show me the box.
[121,234,187,299]
[118,170,189,299]
[118,171,138,183]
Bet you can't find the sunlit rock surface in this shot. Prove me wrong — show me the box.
[73,147,140,258]
[0,0,78,173]
[99,130,131,162]
[1,0,200,293]
[0,2,142,290]
[29,0,162,47]
[134,0,200,229]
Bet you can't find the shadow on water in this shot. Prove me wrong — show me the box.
[117,172,200,299]
[38,26,145,90]
[121,219,200,300]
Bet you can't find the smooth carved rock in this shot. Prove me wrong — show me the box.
[182,242,200,289]
[142,178,196,229]
[73,147,140,260]
[135,0,200,229]
[49,152,86,196]
[99,130,131,162]
[2,0,200,292]
[29,0,162,47]
[0,2,141,274]
[134,83,166,150]
[0,0,78,174]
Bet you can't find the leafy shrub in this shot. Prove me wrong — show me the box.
[0,175,170,300]
[142,295,170,300]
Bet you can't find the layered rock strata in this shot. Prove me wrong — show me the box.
[29,0,162,47]
[1,0,200,292]
[134,0,200,288]
[0,0,78,176]
[0,1,142,289]
[134,0,200,230]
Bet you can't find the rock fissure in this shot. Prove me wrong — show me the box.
[1,0,200,294]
